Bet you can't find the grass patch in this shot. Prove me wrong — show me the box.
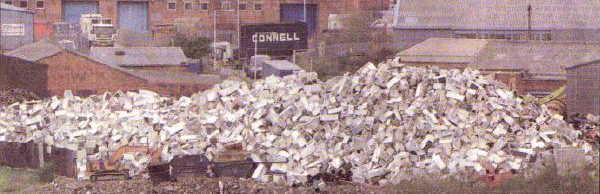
[0,167,40,193]
[379,167,599,194]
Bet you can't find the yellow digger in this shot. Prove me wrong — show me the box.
[537,85,566,116]
[87,145,164,181]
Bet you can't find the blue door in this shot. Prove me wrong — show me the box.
[280,4,317,37]
[63,1,99,24]
[118,2,149,33]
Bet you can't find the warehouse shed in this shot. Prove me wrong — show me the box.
[6,41,220,97]
[0,3,34,51]
[0,54,48,96]
[565,61,600,116]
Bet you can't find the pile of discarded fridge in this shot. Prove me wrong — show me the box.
[0,59,598,185]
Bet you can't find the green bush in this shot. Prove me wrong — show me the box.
[173,34,212,59]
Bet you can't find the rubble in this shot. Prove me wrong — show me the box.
[0,59,598,185]
[0,88,39,106]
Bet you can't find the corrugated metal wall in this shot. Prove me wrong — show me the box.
[566,63,600,116]
[63,1,99,24]
[118,2,149,33]
[280,4,318,37]
[0,9,34,51]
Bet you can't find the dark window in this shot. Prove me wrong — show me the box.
[91,19,99,24]
[254,3,262,10]
[36,0,43,8]
[4,0,11,5]
[168,2,176,10]
[239,3,247,10]
[185,2,192,9]
[19,0,27,8]
[200,3,208,10]
[543,33,552,41]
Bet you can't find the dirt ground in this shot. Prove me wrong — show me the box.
[19,171,599,194]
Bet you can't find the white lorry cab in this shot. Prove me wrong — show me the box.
[80,14,117,46]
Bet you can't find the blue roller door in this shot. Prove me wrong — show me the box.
[280,4,317,36]
[63,1,98,24]
[118,2,149,33]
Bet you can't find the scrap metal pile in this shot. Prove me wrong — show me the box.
[0,60,597,185]
[0,88,39,106]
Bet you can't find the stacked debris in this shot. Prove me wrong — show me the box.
[0,60,597,185]
[570,114,600,145]
[0,88,39,106]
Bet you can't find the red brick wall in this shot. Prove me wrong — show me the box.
[27,0,389,41]
[36,51,212,97]
[38,51,153,96]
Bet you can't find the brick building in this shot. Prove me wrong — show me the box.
[5,0,390,45]
[388,0,600,51]
[4,40,219,97]
[397,38,600,97]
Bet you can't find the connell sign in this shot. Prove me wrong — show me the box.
[241,22,308,56]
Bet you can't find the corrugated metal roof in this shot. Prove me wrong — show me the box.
[566,59,600,69]
[394,0,600,30]
[397,38,489,63]
[90,47,187,67]
[5,40,63,62]
[474,40,600,78]
[264,60,303,71]
[0,3,34,13]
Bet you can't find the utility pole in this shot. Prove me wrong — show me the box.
[213,4,217,71]
[303,0,307,22]
[254,38,258,79]
[527,5,532,40]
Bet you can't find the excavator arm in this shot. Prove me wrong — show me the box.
[538,85,566,105]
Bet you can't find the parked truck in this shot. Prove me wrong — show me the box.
[80,14,118,47]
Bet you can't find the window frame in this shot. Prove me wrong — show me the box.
[4,0,12,5]
[18,0,27,8]
[239,2,247,10]
[184,2,193,10]
[221,0,234,11]
[254,1,263,11]
[167,1,177,10]
[200,3,209,10]
[35,0,44,9]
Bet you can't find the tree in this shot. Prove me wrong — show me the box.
[173,34,212,59]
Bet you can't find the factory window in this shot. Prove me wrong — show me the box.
[184,2,192,10]
[254,2,262,10]
[36,0,44,8]
[18,0,27,8]
[239,2,247,10]
[221,0,234,10]
[167,1,176,10]
[4,0,11,5]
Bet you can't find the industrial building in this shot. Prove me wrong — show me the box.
[4,0,389,46]
[4,40,220,97]
[566,61,600,116]
[397,38,600,97]
[0,3,34,51]
[388,0,600,50]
